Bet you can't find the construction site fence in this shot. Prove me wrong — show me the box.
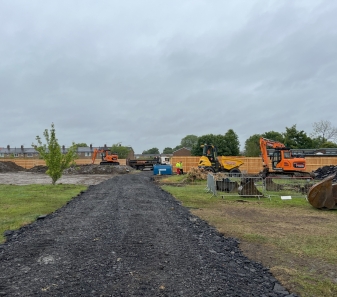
[211,173,315,200]
[205,173,217,197]
[170,156,337,174]
[2,156,337,173]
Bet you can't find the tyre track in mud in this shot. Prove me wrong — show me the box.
[0,172,295,296]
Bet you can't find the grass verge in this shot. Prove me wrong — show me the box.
[161,180,337,297]
[0,184,87,243]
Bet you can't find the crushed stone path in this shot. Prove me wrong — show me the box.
[0,172,296,297]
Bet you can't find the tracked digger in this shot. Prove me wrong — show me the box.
[91,148,120,165]
[259,137,311,178]
[259,137,337,208]
[198,144,243,174]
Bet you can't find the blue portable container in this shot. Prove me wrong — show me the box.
[153,164,172,175]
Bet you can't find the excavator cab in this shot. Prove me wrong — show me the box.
[199,144,219,171]
[271,150,281,170]
[260,138,307,177]
[270,148,294,171]
[203,144,217,163]
[270,148,306,172]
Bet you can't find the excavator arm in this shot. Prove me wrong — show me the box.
[91,149,99,164]
[259,138,285,169]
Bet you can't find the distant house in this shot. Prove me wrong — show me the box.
[0,145,39,159]
[172,147,191,156]
[0,144,135,160]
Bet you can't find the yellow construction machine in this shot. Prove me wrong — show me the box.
[307,174,337,209]
[198,144,243,174]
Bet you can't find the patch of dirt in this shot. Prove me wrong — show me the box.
[192,202,337,295]
[240,241,337,294]
[0,172,119,186]
[0,161,26,172]
[0,162,135,185]
[313,165,337,182]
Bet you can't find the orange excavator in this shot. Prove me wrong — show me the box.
[259,137,337,209]
[91,148,119,165]
[259,137,309,178]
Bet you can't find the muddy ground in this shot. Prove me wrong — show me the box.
[0,162,295,296]
[0,162,133,186]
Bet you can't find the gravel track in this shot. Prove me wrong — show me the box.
[0,172,295,296]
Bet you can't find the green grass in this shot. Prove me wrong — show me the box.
[162,184,214,208]
[162,183,311,209]
[242,233,269,244]
[0,184,87,243]
[161,176,337,297]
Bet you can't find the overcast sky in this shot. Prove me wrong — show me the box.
[1,0,336,153]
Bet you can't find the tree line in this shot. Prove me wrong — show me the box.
[143,120,337,156]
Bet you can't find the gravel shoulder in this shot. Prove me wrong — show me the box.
[0,171,294,296]
[0,171,118,186]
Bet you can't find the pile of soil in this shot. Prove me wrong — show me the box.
[27,165,48,173]
[0,161,26,172]
[313,165,337,182]
[0,161,135,175]
[63,164,134,175]
[0,172,295,296]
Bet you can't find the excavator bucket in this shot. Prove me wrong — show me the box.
[216,178,238,192]
[307,175,337,209]
[238,178,263,197]
[265,178,283,191]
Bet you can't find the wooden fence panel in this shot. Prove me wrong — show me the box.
[240,157,262,174]
[2,157,337,173]
[305,157,337,172]
[170,156,200,173]
[2,159,46,169]
[170,156,337,174]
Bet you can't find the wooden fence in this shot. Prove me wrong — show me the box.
[170,156,337,174]
[2,156,337,174]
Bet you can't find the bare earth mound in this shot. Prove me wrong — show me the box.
[0,161,26,172]
[0,163,135,185]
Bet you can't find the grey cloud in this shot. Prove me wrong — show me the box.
[1,1,337,152]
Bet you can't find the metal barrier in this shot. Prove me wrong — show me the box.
[215,174,265,199]
[264,176,315,200]
[205,173,217,197]
[211,173,315,200]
